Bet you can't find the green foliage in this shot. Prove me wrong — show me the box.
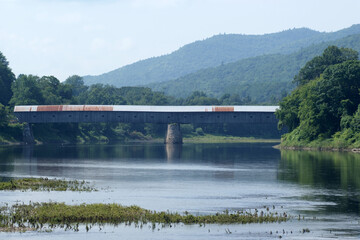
[10,75,74,106]
[195,127,204,136]
[79,84,127,105]
[0,51,15,105]
[293,46,358,85]
[183,134,280,143]
[0,202,287,232]
[0,103,23,144]
[116,87,172,105]
[0,178,95,191]
[38,76,66,104]
[295,60,360,141]
[340,114,352,130]
[183,91,219,105]
[63,75,88,97]
[220,93,246,105]
[0,104,8,127]
[350,106,360,133]
[278,46,360,148]
[275,88,301,131]
[10,75,43,105]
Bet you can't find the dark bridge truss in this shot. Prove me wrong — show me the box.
[14,105,279,124]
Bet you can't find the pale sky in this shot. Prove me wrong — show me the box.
[1,0,360,81]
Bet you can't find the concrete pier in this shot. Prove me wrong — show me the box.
[165,123,183,144]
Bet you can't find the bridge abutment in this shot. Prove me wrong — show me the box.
[23,123,35,144]
[165,123,183,144]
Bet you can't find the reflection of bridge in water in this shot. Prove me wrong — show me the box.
[14,105,280,144]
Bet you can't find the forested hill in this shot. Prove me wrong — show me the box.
[83,25,360,87]
[148,34,360,103]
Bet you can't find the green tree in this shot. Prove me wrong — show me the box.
[349,106,360,133]
[80,84,126,105]
[278,46,360,143]
[293,46,358,86]
[38,76,63,104]
[0,104,8,127]
[0,51,16,105]
[296,60,360,141]
[281,60,360,141]
[275,87,301,131]
[64,75,88,97]
[10,75,44,106]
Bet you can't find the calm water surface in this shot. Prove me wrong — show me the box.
[0,143,359,239]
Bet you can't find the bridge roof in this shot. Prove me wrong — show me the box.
[14,105,278,113]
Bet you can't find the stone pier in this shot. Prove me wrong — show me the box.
[23,122,35,144]
[165,123,183,144]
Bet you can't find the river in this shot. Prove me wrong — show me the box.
[0,143,359,239]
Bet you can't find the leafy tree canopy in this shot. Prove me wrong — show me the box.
[183,91,220,105]
[64,75,88,97]
[10,75,73,106]
[293,46,358,86]
[0,51,15,105]
[0,103,8,127]
[79,84,127,105]
[276,46,360,143]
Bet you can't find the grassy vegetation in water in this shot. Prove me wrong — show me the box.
[0,178,96,191]
[183,134,280,143]
[0,202,288,232]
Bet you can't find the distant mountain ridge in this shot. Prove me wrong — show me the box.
[148,33,360,103]
[83,24,360,87]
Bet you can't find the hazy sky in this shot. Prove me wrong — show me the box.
[1,0,360,81]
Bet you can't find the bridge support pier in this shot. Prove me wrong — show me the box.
[165,123,182,144]
[23,122,35,144]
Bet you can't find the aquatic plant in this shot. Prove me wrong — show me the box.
[0,178,96,191]
[0,202,289,232]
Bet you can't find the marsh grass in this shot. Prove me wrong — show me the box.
[0,202,289,232]
[183,134,280,143]
[0,178,96,191]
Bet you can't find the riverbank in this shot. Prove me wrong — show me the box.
[276,133,360,153]
[183,134,280,143]
[0,133,280,145]
[275,144,360,153]
[135,135,280,144]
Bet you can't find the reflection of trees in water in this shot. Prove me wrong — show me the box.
[0,143,280,183]
[180,143,280,165]
[0,146,21,176]
[278,150,360,215]
[22,145,34,159]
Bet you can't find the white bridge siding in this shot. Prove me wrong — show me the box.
[14,105,279,124]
